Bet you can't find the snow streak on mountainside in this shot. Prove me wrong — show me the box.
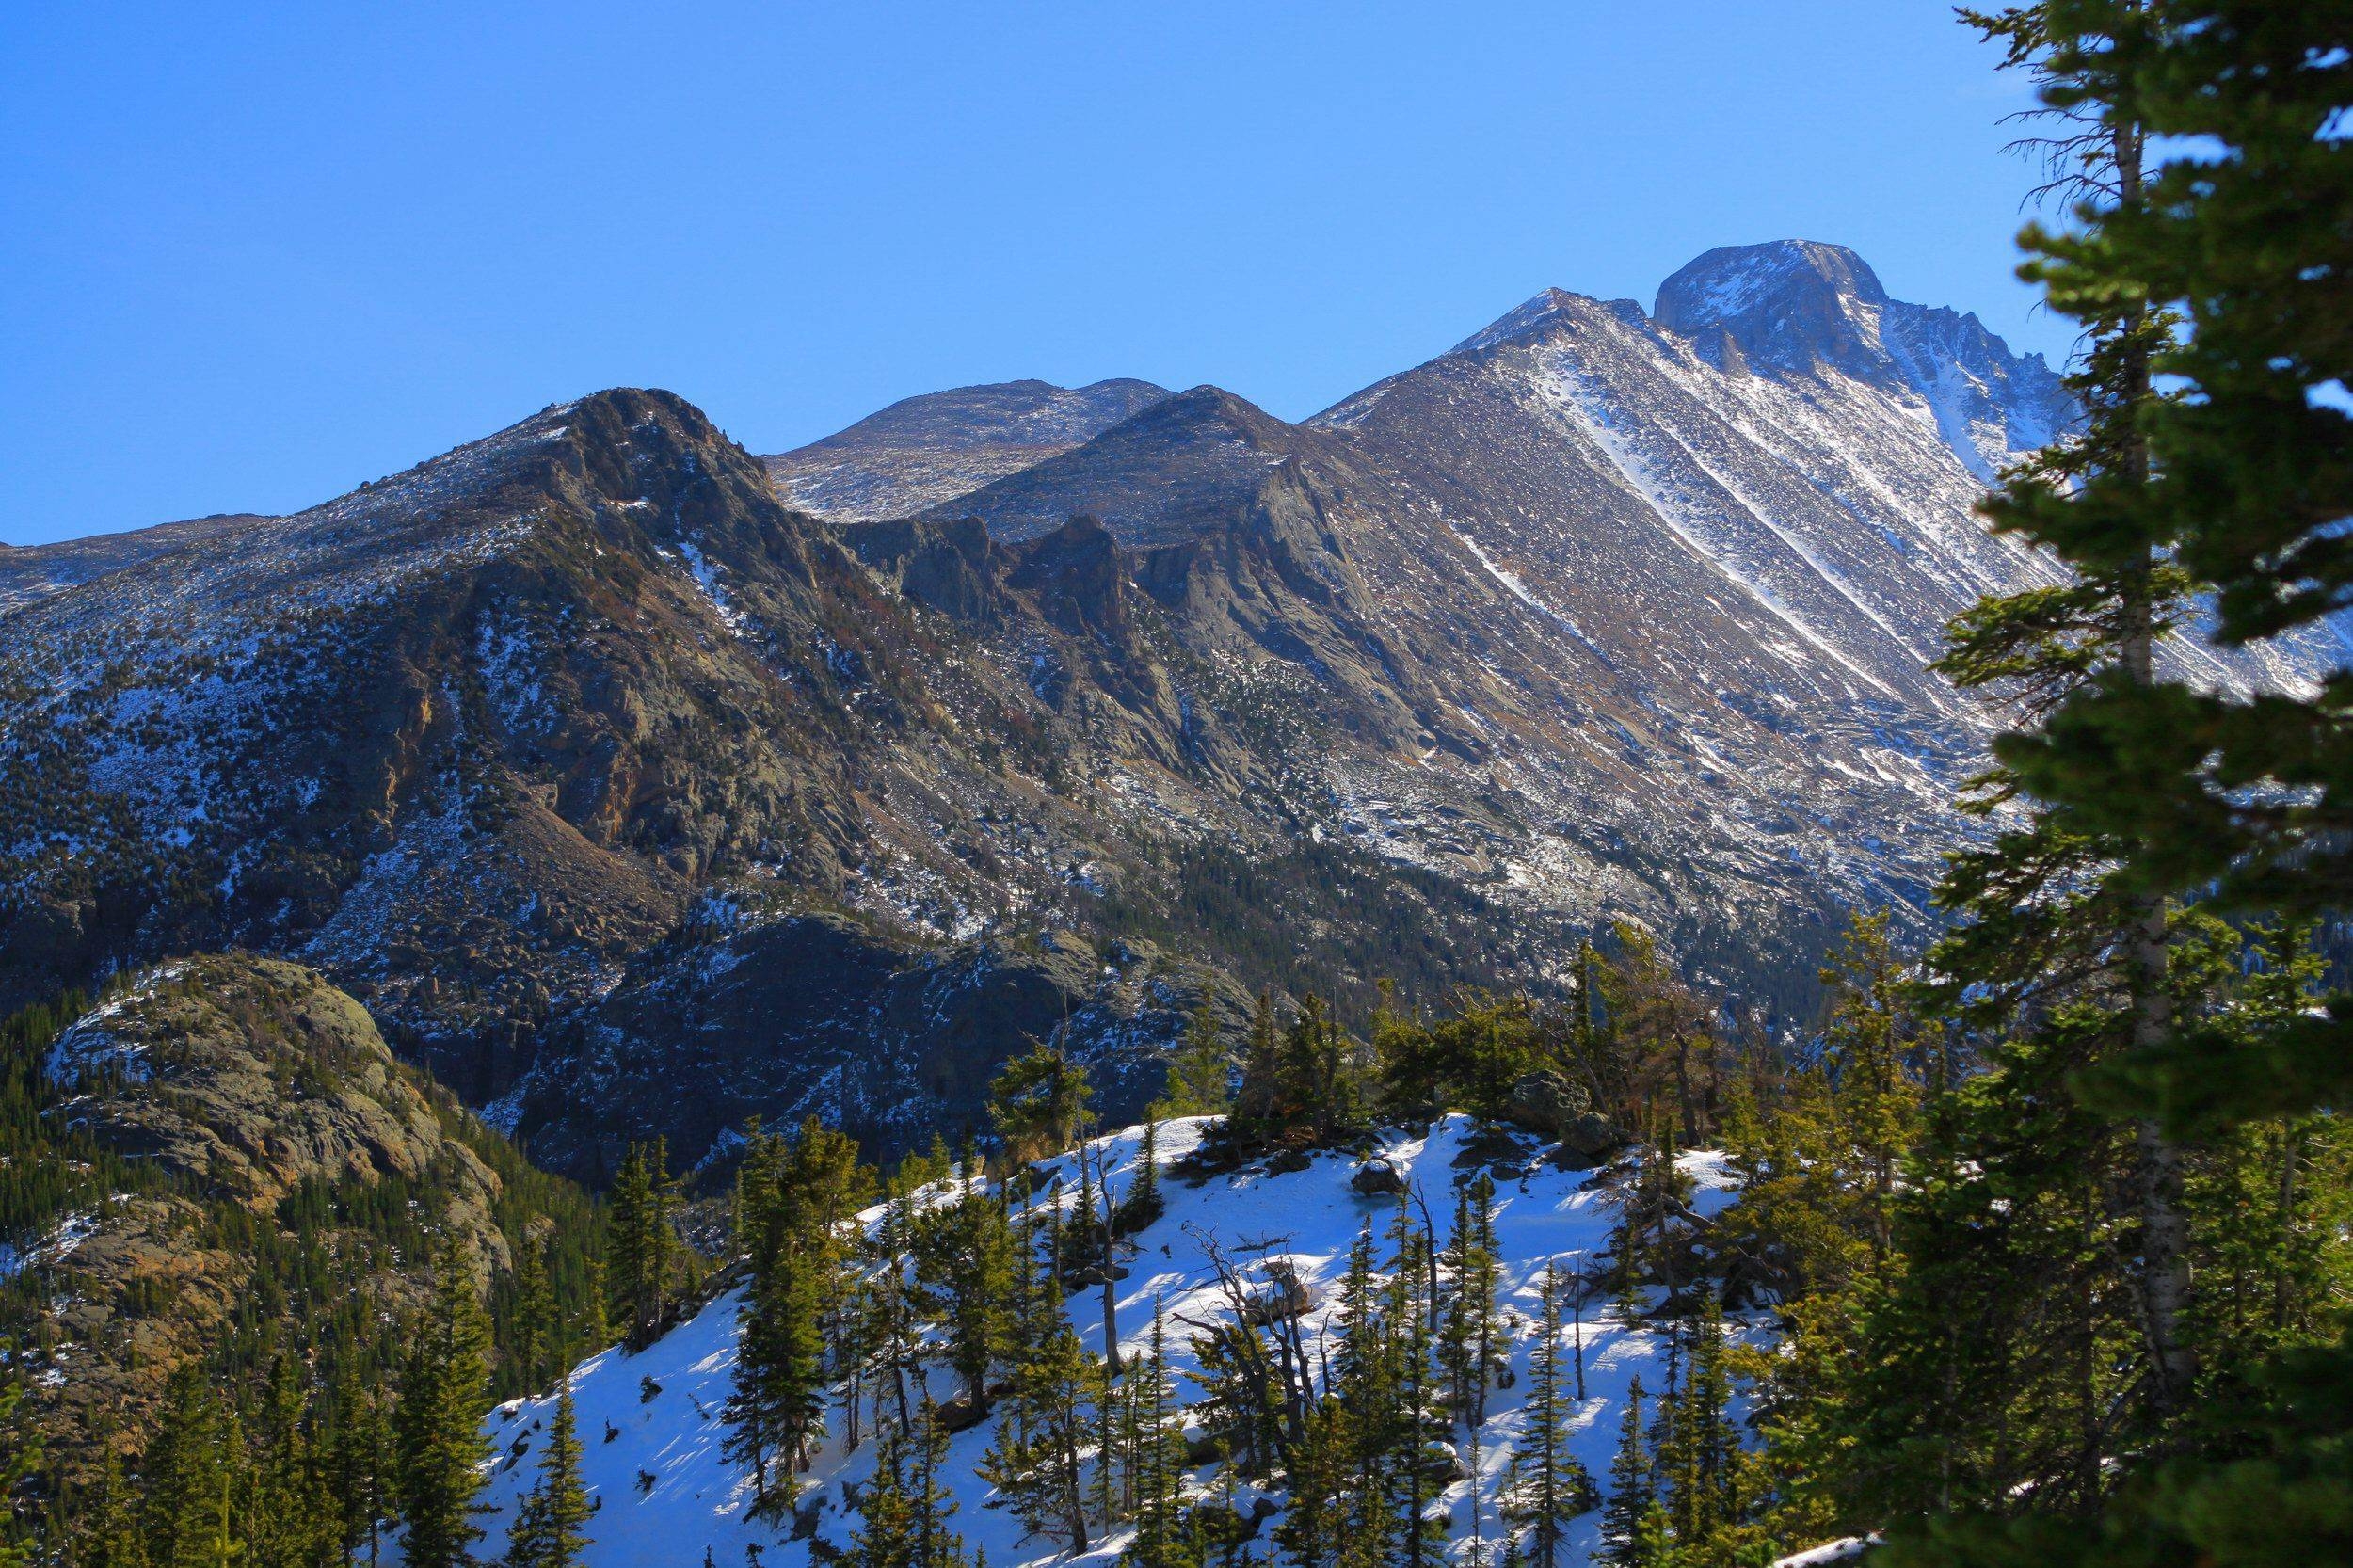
[470,1116,1748,1568]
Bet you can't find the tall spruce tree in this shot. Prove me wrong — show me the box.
[504,1390,590,1568]
[607,1139,682,1349]
[1158,990,1234,1118]
[141,1363,235,1568]
[724,1214,825,1518]
[913,1164,1017,1415]
[1859,5,2353,1564]
[989,1047,1093,1168]
[980,1209,1096,1555]
[1121,1305,1199,1568]
[1600,1377,1654,1568]
[1503,1265,1599,1568]
[1929,0,2197,1427]
[396,1229,495,1568]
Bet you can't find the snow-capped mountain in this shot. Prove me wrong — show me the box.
[7,241,2335,1174]
[472,1116,1748,1568]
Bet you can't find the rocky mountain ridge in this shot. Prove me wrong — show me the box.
[763,377,1173,522]
[7,240,2335,1179]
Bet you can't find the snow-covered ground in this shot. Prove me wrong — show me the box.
[472,1116,1752,1568]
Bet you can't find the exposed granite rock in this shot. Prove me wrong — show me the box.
[1501,1068,1592,1141]
[19,955,536,1475]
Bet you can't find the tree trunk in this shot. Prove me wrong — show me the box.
[1094,1148,1123,1378]
[2112,110,2197,1428]
[2275,1122,2304,1334]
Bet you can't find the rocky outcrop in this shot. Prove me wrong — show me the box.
[19,955,547,1473]
[48,955,503,1220]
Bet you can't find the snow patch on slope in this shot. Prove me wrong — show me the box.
[470,1116,1752,1568]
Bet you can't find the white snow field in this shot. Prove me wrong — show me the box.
[471,1115,1753,1568]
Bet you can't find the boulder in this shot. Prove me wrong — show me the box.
[1561,1111,1627,1160]
[1350,1158,1408,1198]
[1503,1069,1592,1140]
[1451,1126,1529,1170]
[934,1392,993,1432]
[1264,1148,1313,1176]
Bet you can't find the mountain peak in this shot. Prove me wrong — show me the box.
[1652,240,1894,377]
[1656,241,1887,327]
[762,377,1174,522]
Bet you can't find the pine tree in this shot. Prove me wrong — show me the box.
[849,1418,919,1568]
[510,1224,557,1397]
[724,1221,825,1519]
[248,1354,331,1568]
[1775,13,2353,1556]
[913,1166,1016,1415]
[141,1362,238,1568]
[1441,1175,1505,1431]
[1226,991,1284,1149]
[607,1139,681,1349]
[1381,1198,1447,1568]
[504,1389,590,1568]
[725,1119,843,1513]
[1122,1305,1199,1568]
[988,1046,1093,1168]
[576,1252,611,1362]
[326,1370,392,1568]
[1114,1120,1164,1236]
[1925,0,2201,1430]
[0,1357,38,1568]
[1269,1400,1352,1568]
[1158,989,1233,1118]
[78,1435,147,1568]
[1504,1265,1599,1568]
[1819,912,1920,1267]
[1657,1299,1743,1559]
[980,1210,1096,1555]
[1600,1376,1654,1567]
[397,1229,495,1568]
[902,1401,969,1568]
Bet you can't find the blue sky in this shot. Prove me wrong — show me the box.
[1,2,2056,546]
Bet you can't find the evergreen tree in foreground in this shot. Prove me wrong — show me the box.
[1600,1377,1654,1567]
[980,1206,1096,1555]
[1502,1265,1598,1568]
[397,1229,495,1568]
[1835,4,2353,1565]
[1158,989,1234,1118]
[1121,1305,1200,1568]
[504,1389,591,1568]
[607,1137,684,1349]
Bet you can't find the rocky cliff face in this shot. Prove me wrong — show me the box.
[0,389,1301,1172]
[8,242,2334,1179]
[513,919,1253,1176]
